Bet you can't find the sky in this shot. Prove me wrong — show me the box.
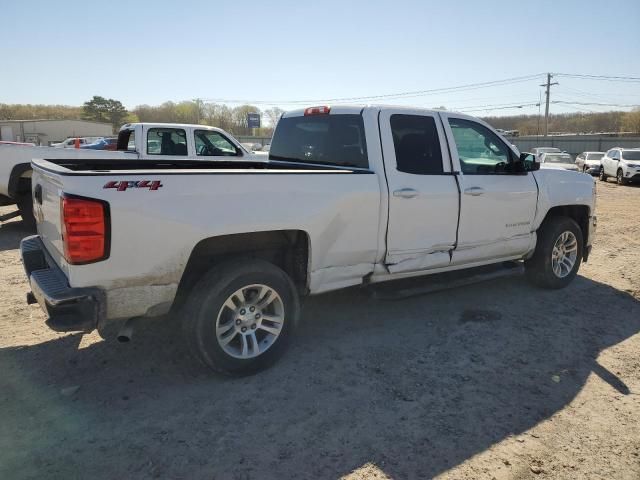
[2,0,639,116]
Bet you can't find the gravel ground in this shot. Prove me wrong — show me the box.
[0,179,639,479]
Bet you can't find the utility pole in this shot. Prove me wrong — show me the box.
[540,73,558,137]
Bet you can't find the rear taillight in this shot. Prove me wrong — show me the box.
[60,196,109,264]
[304,106,330,116]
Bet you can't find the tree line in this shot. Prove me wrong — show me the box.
[0,97,282,136]
[482,109,640,136]
[1,97,639,136]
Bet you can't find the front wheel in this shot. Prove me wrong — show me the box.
[617,169,628,185]
[525,216,583,289]
[599,167,607,182]
[182,259,300,375]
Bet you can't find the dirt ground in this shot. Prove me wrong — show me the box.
[0,179,639,480]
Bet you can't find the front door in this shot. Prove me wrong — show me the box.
[379,109,460,273]
[440,113,538,265]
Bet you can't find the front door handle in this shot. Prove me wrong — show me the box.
[393,188,419,199]
[464,186,485,196]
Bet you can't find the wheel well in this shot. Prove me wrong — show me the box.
[8,163,32,198]
[542,205,590,248]
[171,230,310,314]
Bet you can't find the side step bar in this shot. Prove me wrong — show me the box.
[370,261,525,300]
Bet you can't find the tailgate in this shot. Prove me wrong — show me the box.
[31,162,66,271]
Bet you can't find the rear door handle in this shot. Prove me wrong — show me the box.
[393,188,419,199]
[464,187,485,196]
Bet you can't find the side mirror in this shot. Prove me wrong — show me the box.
[519,152,540,171]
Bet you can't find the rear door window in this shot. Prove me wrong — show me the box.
[390,114,443,174]
[269,114,368,169]
[147,128,188,156]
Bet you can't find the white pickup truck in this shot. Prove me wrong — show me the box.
[1,123,249,225]
[21,105,597,375]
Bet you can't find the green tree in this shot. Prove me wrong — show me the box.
[82,96,129,131]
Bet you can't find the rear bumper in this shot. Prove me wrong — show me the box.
[20,235,105,332]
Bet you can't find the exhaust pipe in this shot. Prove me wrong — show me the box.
[117,317,138,343]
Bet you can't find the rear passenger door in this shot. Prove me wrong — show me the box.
[379,109,459,273]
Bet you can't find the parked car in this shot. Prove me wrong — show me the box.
[599,147,640,185]
[0,123,250,226]
[496,129,519,137]
[575,151,605,175]
[22,105,596,375]
[80,137,118,150]
[261,143,271,153]
[539,152,579,171]
[529,147,562,159]
[240,142,263,152]
[52,137,99,148]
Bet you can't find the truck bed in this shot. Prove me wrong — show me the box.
[35,157,371,173]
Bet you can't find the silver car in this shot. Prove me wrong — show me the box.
[539,152,579,171]
[575,151,605,175]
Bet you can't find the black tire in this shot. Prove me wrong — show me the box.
[525,216,583,289]
[181,259,300,376]
[16,194,36,229]
[617,169,628,185]
[599,167,607,182]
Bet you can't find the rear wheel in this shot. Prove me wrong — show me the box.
[525,216,583,289]
[182,259,300,376]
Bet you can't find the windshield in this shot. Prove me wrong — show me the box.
[537,147,561,154]
[544,154,573,164]
[622,151,640,160]
[586,153,604,160]
[269,114,369,169]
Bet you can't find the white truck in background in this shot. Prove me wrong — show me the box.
[22,105,597,375]
[0,123,250,225]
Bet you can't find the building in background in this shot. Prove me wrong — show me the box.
[0,119,112,146]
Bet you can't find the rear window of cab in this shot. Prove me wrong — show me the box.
[269,114,369,169]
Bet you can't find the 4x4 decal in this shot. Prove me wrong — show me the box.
[103,180,163,191]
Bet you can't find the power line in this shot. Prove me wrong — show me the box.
[553,73,640,83]
[552,100,639,108]
[195,72,640,108]
[458,101,541,113]
[202,73,545,105]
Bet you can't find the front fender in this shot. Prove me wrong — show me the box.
[532,169,596,230]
